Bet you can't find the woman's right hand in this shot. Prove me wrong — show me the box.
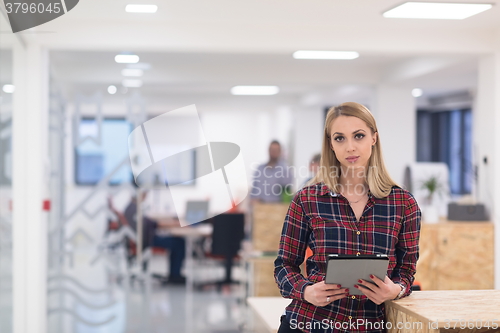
[304,281,349,307]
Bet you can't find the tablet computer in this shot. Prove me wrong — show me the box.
[325,254,389,296]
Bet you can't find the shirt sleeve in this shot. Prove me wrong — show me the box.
[391,192,421,298]
[274,190,312,300]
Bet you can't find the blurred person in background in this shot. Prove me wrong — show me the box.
[303,153,321,187]
[109,188,186,285]
[250,140,293,204]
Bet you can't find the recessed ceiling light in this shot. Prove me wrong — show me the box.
[125,4,158,13]
[122,79,143,88]
[412,88,423,97]
[108,85,117,94]
[293,50,359,60]
[231,86,279,95]
[2,84,15,93]
[115,54,140,64]
[122,69,143,77]
[383,2,493,20]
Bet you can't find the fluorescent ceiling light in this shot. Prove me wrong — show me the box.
[122,68,143,77]
[231,86,279,95]
[293,50,359,60]
[412,88,423,97]
[125,4,158,13]
[383,2,493,20]
[2,84,15,93]
[115,54,140,64]
[122,79,143,88]
[108,85,117,94]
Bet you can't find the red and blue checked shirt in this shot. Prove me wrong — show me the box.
[274,183,421,333]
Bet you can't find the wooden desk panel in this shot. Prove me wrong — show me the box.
[386,290,500,333]
[414,222,494,291]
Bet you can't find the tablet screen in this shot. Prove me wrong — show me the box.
[325,254,389,296]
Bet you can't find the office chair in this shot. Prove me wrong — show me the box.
[196,213,245,290]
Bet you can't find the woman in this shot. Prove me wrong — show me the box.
[274,102,421,333]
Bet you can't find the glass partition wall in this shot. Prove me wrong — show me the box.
[0,11,15,333]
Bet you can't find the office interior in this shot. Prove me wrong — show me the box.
[1,1,500,332]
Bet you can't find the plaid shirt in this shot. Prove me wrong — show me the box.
[274,183,421,333]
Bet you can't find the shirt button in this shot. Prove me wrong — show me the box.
[348,316,352,320]
[351,295,356,299]
[356,231,360,235]
[356,252,360,256]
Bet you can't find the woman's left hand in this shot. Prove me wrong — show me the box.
[354,275,401,305]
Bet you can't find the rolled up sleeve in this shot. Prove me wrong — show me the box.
[274,191,312,300]
[391,193,421,298]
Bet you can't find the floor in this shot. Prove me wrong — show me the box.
[46,248,261,333]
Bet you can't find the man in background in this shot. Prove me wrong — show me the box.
[117,189,186,284]
[250,140,293,204]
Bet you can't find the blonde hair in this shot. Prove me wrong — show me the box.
[310,102,398,198]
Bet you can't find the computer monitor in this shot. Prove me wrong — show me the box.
[185,200,209,225]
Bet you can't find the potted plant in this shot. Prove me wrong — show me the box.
[420,175,444,223]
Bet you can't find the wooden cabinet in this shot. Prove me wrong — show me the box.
[249,203,289,297]
[248,257,282,297]
[414,221,494,291]
[252,203,289,252]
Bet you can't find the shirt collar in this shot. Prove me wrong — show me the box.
[316,182,374,199]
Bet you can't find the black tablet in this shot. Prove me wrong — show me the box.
[325,254,389,296]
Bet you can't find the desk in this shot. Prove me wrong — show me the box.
[385,290,500,333]
[168,224,212,293]
[247,297,291,333]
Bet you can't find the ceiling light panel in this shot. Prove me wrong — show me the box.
[293,50,359,60]
[230,86,279,95]
[383,2,493,20]
[2,84,15,93]
[115,54,140,63]
[125,4,158,13]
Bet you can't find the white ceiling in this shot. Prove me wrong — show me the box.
[3,0,500,107]
[25,0,500,53]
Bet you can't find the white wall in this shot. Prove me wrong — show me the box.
[374,85,417,186]
[293,106,324,188]
[475,51,500,289]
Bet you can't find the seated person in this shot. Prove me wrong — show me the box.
[108,191,186,284]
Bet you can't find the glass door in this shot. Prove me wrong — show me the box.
[0,12,15,333]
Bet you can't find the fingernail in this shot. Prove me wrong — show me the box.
[337,284,341,288]
[354,285,359,288]
[370,274,375,279]
[345,289,349,292]
[358,279,363,284]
